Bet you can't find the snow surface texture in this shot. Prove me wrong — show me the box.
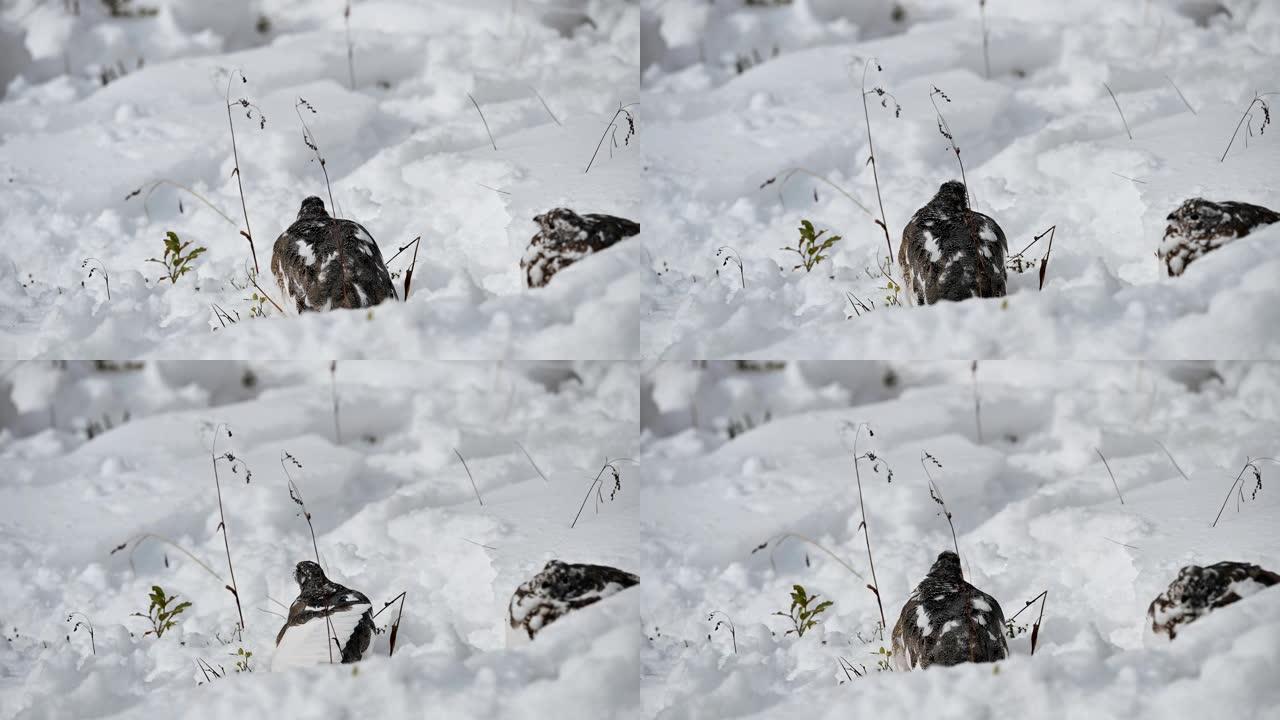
[0,360,640,719]
[641,0,1280,358]
[0,0,641,359]
[641,360,1280,718]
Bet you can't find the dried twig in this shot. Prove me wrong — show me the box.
[515,441,550,483]
[920,451,961,571]
[1219,92,1276,162]
[570,457,631,528]
[224,70,265,274]
[751,532,866,580]
[859,59,899,263]
[845,421,888,628]
[1103,83,1133,140]
[1095,448,1124,504]
[467,93,497,151]
[759,167,873,218]
[281,450,322,567]
[585,102,637,173]
[1211,457,1277,527]
[209,423,252,630]
[529,85,561,126]
[1165,75,1196,115]
[454,448,483,506]
[1006,590,1048,655]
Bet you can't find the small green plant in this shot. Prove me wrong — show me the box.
[783,220,842,272]
[132,585,191,638]
[231,646,253,672]
[874,644,894,671]
[147,231,206,284]
[773,584,832,637]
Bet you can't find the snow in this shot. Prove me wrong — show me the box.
[0,360,640,718]
[641,0,1280,358]
[641,360,1280,718]
[0,0,640,359]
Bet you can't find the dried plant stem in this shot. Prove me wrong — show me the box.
[224,70,260,275]
[570,458,630,528]
[929,87,969,207]
[454,448,483,506]
[134,179,237,226]
[760,167,873,218]
[112,533,226,582]
[371,591,408,656]
[755,532,866,580]
[920,453,961,569]
[281,451,321,567]
[210,424,246,630]
[467,93,497,151]
[1151,438,1190,482]
[1103,83,1133,140]
[294,99,336,216]
[708,610,738,654]
[1095,448,1125,504]
[585,102,638,173]
[529,85,561,125]
[1211,457,1278,527]
[849,422,886,628]
[1007,590,1049,655]
[404,235,420,299]
[860,59,894,263]
[1219,92,1277,162]
[515,441,550,483]
[250,276,286,314]
[1165,75,1196,114]
[82,258,110,300]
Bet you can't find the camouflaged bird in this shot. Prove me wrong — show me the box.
[1159,198,1279,277]
[899,181,1008,305]
[1148,561,1280,639]
[271,561,375,671]
[507,560,639,645]
[891,551,1009,670]
[521,209,640,288]
[271,197,398,312]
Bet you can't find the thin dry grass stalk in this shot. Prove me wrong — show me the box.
[1103,83,1133,140]
[454,448,484,506]
[1095,448,1125,504]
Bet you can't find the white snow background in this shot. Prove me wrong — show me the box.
[0,0,640,359]
[641,360,1280,718]
[0,360,640,719]
[641,0,1280,358]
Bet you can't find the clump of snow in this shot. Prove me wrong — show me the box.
[641,0,1280,358]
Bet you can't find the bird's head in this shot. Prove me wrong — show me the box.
[294,560,326,588]
[1165,198,1223,241]
[928,550,963,580]
[298,196,329,220]
[933,180,969,210]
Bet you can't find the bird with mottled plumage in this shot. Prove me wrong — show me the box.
[271,561,375,671]
[270,197,397,312]
[899,181,1008,305]
[1148,561,1280,639]
[1159,198,1279,277]
[507,560,639,645]
[891,551,1009,670]
[521,208,640,288]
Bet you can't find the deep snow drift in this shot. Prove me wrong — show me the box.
[0,360,640,719]
[641,360,1280,718]
[641,0,1280,358]
[0,0,640,359]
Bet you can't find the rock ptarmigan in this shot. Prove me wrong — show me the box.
[1159,198,1279,277]
[1148,561,1280,639]
[507,560,639,645]
[271,561,375,671]
[898,181,1008,305]
[890,551,1009,670]
[521,209,639,288]
[270,196,398,312]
